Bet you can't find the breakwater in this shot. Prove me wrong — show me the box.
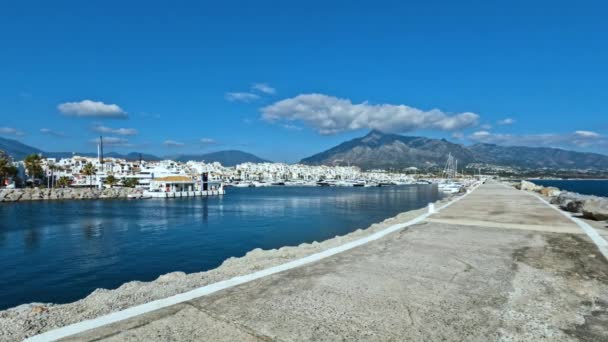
[9,181,608,342]
[530,179,608,197]
[0,187,144,202]
[519,180,608,221]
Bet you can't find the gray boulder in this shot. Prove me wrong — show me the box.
[551,191,592,213]
[582,199,608,221]
[520,180,541,191]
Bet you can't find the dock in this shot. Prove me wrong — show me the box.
[142,189,226,198]
[27,181,608,341]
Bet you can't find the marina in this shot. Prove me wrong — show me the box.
[2,2,607,340]
[8,180,608,341]
[0,184,441,310]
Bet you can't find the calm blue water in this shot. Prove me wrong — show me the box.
[0,185,440,310]
[530,179,608,197]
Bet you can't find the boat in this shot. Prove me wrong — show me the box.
[232,182,252,188]
[438,182,462,194]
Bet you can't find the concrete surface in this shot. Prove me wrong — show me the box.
[52,181,608,342]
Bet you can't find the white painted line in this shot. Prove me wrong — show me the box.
[26,183,481,342]
[529,191,608,261]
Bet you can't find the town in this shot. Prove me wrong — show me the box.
[2,153,431,191]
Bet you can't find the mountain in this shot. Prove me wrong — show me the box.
[0,137,160,161]
[301,130,475,170]
[0,137,43,160]
[171,150,269,166]
[0,137,269,166]
[300,130,608,171]
[469,143,608,170]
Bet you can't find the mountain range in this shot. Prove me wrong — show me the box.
[0,137,268,167]
[300,130,608,170]
[3,131,608,170]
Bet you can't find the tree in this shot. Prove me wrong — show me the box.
[104,174,118,188]
[57,176,71,188]
[24,154,44,185]
[81,163,96,188]
[47,163,63,188]
[122,177,139,188]
[0,151,10,186]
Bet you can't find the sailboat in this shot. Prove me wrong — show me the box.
[438,153,463,194]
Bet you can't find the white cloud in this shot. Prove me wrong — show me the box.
[452,132,464,140]
[58,100,127,118]
[0,127,25,136]
[89,136,130,146]
[480,124,493,130]
[225,92,260,103]
[200,138,216,145]
[261,94,479,135]
[113,128,138,136]
[163,140,185,147]
[252,83,276,95]
[282,124,303,131]
[498,118,516,125]
[574,130,600,138]
[40,128,65,137]
[93,125,138,136]
[469,130,607,149]
[471,130,491,138]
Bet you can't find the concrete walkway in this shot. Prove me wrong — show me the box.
[59,182,608,341]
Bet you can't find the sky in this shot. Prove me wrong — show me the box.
[1,0,607,162]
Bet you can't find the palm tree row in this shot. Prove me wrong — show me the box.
[1,153,139,189]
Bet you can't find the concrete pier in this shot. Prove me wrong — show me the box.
[33,181,608,341]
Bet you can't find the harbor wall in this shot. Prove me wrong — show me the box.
[0,187,144,203]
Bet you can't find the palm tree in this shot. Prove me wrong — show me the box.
[24,154,43,186]
[122,177,139,188]
[81,163,96,188]
[57,176,71,188]
[0,151,9,186]
[47,163,63,188]
[104,174,118,188]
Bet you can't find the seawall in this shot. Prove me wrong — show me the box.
[0,187,144,203]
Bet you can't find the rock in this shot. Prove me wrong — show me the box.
[552,191,592,213]
[0,186,141,202]
[157,271,186,282]
[30,305,48,314]
[539,187,561,197]
[0,189,8,202]
[582,199,608,221]
[520,180,541,192]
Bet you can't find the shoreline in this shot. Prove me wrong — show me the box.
[0,190,459,341]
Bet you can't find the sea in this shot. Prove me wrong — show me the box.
[530,179,608,197]
[0,185,441,310]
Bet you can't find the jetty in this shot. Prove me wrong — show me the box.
[22,181,608,341]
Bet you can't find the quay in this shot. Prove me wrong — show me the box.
[26,181,608,341]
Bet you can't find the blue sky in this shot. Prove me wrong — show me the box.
[1,0,607,162]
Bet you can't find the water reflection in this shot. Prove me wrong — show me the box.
[24,229,40,249]
[0,185,440,309]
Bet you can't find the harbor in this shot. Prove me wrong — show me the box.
[0,152,473,203]
[0,185,442,311]
[3,2,608,341]
[2,180,607,341]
